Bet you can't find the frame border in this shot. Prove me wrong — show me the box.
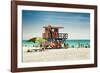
[11,1,97,72]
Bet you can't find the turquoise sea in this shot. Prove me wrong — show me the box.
[22,39,90,48]
[65,40,90,48]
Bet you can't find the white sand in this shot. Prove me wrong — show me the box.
[23,48,90,62]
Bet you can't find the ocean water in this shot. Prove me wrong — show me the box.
[65,40,90,48]
[22,39,90,48]
[22,40,39,47]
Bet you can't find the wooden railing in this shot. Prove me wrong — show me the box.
[43,33,68,39]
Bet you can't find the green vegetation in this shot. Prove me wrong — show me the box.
[28,37,47,43]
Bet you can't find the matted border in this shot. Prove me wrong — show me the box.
[11,1,97,72]
[18,5,94,68]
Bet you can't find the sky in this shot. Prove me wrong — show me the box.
[22,10,90,40]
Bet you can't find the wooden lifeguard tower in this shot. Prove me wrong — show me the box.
[42,25,68,43]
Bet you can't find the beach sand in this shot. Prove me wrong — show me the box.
[22,47,90,62]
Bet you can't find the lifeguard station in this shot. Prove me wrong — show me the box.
[42,25,68,44]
